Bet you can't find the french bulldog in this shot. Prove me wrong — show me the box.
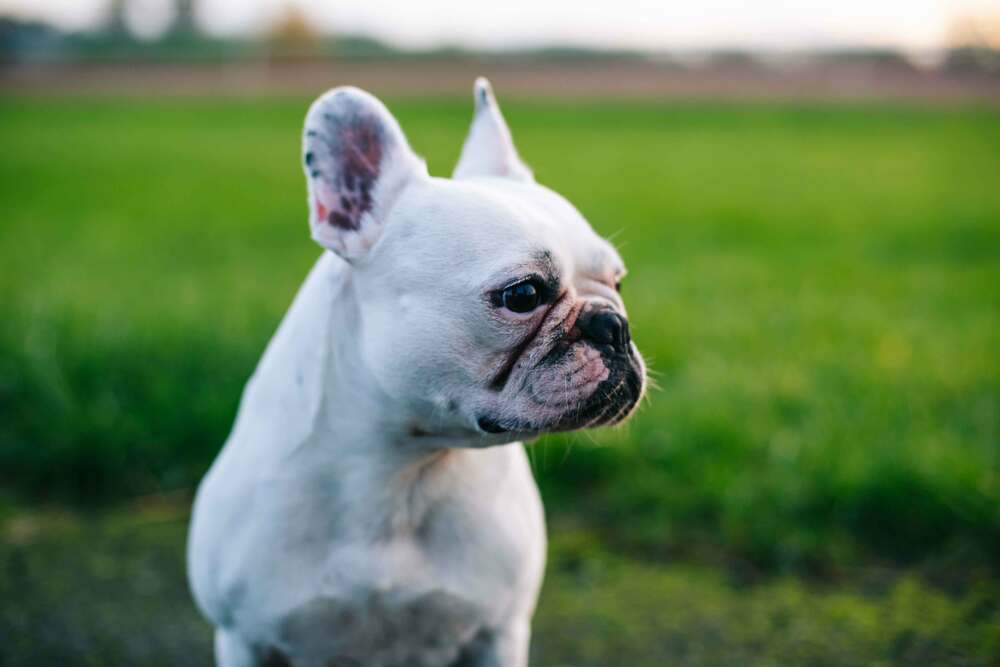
[188,78,645,667]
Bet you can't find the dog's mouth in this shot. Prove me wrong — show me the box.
[477,341,645,436]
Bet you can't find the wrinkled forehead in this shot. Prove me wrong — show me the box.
[375,177,623,284]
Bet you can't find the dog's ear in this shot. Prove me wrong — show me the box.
[303,87,427,259]
[453,78,533,182]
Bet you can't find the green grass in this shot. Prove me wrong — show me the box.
[1,95,998,582]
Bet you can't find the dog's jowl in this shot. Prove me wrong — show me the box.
[188,78,645,667]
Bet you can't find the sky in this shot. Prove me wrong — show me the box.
[2,0,999,52]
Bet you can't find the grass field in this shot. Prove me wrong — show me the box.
[1,94,998,664]
[3,504,997,666]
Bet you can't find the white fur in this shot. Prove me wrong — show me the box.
[188,79,642,667]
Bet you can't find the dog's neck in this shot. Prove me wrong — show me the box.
[224,252,517,535]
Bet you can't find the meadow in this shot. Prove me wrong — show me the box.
[1,93,998,664]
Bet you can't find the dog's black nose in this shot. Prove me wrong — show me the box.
[580,309,630,352]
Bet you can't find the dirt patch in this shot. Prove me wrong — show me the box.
[3,60,999,103]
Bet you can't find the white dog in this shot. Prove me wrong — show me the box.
[188,78,645,667]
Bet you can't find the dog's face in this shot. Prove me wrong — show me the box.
[303,79,645,442]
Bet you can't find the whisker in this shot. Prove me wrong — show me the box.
[559,435,576,466]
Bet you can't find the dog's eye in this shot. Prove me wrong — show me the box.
[502,280,541,313]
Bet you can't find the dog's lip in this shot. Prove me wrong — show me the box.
[489,291,576,392]
[476,416,509,434]
[475,416,542,439]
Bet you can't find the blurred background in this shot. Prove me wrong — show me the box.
[1,1,998,665]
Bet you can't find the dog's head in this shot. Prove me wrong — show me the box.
[303,79,645,442]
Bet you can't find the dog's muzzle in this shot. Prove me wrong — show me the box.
[477,305,644,436]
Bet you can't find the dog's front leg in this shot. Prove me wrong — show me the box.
[214,629,258,667]
[453,620,530,667]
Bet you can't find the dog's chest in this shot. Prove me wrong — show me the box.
[235,447,543,665]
